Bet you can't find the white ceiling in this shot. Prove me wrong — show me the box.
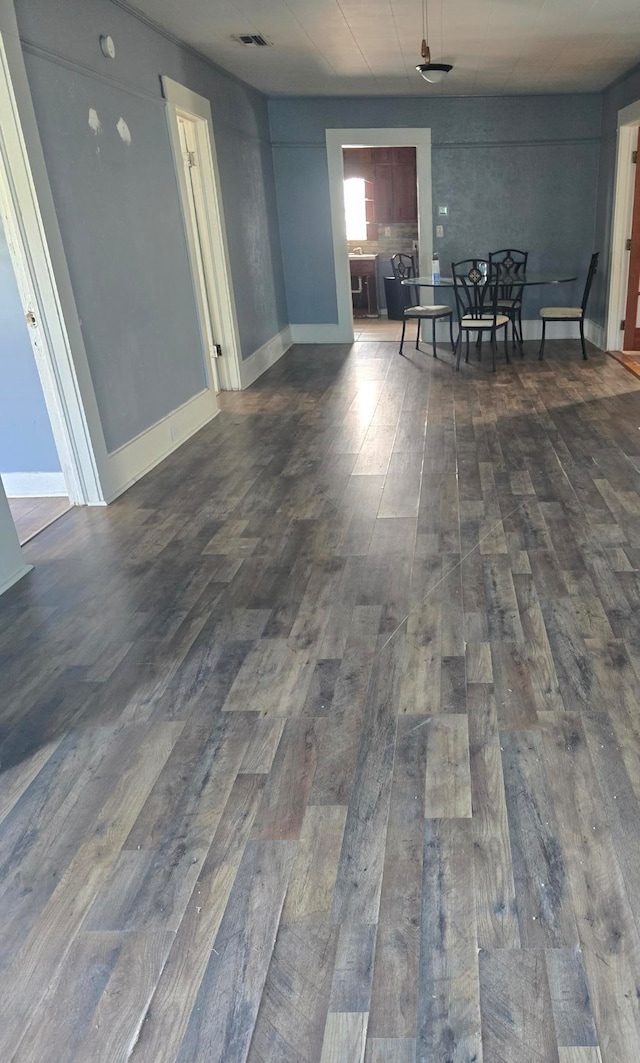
[126,0,640,96]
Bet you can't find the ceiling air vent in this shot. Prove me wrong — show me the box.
[231,33,272,47]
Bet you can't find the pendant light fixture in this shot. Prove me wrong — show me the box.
[416,0,452,84]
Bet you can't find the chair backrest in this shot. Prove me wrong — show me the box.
[451,258,500,322]
[581,252,599,311]
[488,248,528,272]
[488,248,528,302]
[390,252,417,308]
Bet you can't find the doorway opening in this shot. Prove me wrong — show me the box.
[177,113,221,393]
[0,211,70,542]
[0,20,104,560]
[623,127,640,355]
[342,146,419,341]
[326,128,432,343]
[162,77,242,393]
[606,98,640,360]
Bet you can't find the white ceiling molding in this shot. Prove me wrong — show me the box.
[124,0,640,97]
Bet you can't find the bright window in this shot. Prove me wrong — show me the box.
[344,178,367,241]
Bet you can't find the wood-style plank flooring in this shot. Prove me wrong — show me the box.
[609,349,640,382]
[2,337,640,1061]
[7,495,71,545]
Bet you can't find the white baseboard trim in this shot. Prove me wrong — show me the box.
[239,326,292,389]
[102,387,219,503]
[585,319,606,350]
[1,471,67,497]
[288,318,606,349]
[0,562,32,596]
[289,324,353,344]
[522,317,605,347]
[409,317,607,348]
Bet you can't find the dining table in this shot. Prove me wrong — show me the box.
[401,271,578,289]
[400,270,579,367]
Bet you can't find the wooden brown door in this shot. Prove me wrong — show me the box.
[624,129,640,351]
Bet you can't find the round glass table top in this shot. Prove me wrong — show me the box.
[402,272,577,288]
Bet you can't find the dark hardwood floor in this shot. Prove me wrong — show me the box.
[8,495,71,545]
[2,336,640,1061]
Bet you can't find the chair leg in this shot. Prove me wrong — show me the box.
[512,314,517,350]
[477,331,483,361]
[465,331,470,364]
[579,318,587,360]
[454,330,462,371]
[491,329,497,373]
[399,318,407,356]
[449,315,455,352]
[538,319,546,361]
[518,309,525,355]
[432,317,437,358]
[416,318,420,350]
[504,326,510,364]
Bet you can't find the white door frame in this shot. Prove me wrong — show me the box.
[0,13,105,505]
[606,98,640,353]
[177,114,221,394]
[326,128,433,344]
[162,76,242,391]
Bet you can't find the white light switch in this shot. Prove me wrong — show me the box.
[436,224,444,238]
[438,205,448,216]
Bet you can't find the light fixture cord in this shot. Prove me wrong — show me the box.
[423,0,430,44]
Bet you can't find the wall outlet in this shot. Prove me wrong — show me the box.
[436,224,444,239]
[383,226,391,237]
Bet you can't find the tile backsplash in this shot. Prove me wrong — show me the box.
[348,222,418,258]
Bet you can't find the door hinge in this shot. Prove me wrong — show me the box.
[627,238,633,251]
[183,150,196,169]
[212,343,222,358]
[633,150,638,164]
[621,319,626,330]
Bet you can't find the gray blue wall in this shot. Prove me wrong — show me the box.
[15,0,288,452]
[269,95,602,324]
[592,62,640,327]
[0,218,60,473]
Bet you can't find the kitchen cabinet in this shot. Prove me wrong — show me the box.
[343,147,417,225]
[350,255,378,318]
[374,154,417,224]
[343,148,374,180]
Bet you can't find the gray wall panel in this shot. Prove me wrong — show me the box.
[15,0,288,451]
[269,94,602,325]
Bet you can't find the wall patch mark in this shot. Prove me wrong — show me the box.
[88,108,102,135]
[116,118,132,145]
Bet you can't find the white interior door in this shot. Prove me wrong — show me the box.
[177,115,221,393]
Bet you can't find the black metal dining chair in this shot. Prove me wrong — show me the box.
[488,248,528,351]
[390,252,454,360]
[451,259,510,373]
[538,252,599,361]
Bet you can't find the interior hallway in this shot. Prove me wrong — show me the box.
[1,338,640,1061]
